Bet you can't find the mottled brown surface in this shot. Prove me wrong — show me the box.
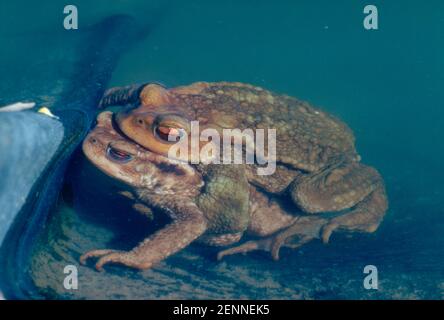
[116,82,359,175]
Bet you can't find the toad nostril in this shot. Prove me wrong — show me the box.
[90,137,97,144]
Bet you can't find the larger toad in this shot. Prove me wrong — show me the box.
[80,82,388,271]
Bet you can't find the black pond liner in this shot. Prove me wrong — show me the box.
[0,15,147,299]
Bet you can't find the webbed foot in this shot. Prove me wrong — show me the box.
[217,216,327,261]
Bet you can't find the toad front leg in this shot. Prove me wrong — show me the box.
[80,202,207,271]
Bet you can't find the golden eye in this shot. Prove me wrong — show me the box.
[154,125,185,143]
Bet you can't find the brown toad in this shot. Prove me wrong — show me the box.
[81,81,388,271]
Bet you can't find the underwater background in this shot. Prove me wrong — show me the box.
[0,0,443,299]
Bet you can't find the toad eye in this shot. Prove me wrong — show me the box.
[106,145,133,163]
[154,125,186,143]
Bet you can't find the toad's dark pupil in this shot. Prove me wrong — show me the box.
[107,146,133,163]
[156,126,181,142]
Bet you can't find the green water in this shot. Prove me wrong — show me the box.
[1,1,443,299]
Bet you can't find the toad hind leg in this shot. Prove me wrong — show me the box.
[217,216,327,261]
[290,161,388,243]
[80,203,207,271]
[217,163,388,261]
[321,183,387,243]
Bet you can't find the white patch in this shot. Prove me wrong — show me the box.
[135,164,145,173]
[141,175,157,188]
[38,107,59,119]
[0,102,35,112]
